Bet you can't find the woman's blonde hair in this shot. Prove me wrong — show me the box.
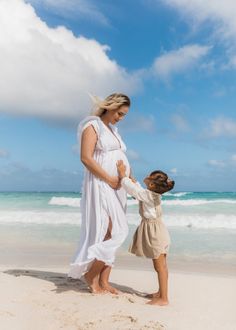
[90,93,130,117]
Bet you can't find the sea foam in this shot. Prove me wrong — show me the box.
[49,197,81,207]
[48,196,236,208]
[1,210,236,229]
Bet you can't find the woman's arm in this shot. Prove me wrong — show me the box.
[81,125,120,189]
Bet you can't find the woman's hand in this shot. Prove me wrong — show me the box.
[107,176,121,189]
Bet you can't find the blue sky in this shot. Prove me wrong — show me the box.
[0,0,236,191]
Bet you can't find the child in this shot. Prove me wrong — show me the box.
[116,160,175,306]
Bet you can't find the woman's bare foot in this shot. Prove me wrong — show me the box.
[145,291,160,299]
[100,281,119,295]
[147,297,169,306]
[83,273,105,294]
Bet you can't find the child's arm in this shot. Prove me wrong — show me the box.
[129,167,137,183]
[117,160,152,203]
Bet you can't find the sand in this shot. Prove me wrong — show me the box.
[1,263,236,330]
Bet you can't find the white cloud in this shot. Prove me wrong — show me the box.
[231,154,236,165]
[126,149,140,161]
[120,114,155,133]
[0,149,10,158]
[170,168,177,174]
[208,159,225,168]
[0,162,84,191]
[170,114,190,132]
[27,0,109,25]
[153,44,210,80]
[208,154,236,168]
[72,144,80,155]
[162,0,236,67]
[208,117,236,138]
[0,0,140,124]
[162,0,236,40]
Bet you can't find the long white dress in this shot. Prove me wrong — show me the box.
[68,116,130,279]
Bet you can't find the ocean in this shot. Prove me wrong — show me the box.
[1,191,236,268]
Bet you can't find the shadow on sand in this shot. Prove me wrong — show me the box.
[3,269,147,297]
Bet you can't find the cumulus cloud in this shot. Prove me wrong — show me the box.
[0,0,140,125]
[208,154,236,169]
[208,159,225,168]
[161,0,236,68]
[162,0,236,41]
[231,154,236,165]
[120,114,155,133]
[27,0,109,25]
[72,144,80,155]
[126,149,140,161]
[207,117,236,138]
[170,168,177,174]
[170,114,190,132]
[152,44,210,80]
[0,162,84,191]
[0,149,10,158]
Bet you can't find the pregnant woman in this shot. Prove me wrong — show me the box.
[68,93,131,294]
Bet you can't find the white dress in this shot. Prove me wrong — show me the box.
[68,116,130,279]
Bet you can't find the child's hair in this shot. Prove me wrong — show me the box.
[149,170,175,194]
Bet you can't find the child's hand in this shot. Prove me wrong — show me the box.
[116,160,126,178]
[129,168,137,183]
[130,175,137,183]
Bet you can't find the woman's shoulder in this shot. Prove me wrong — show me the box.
[78,116,103,135]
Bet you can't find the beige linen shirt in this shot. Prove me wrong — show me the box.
[121,177,162,220]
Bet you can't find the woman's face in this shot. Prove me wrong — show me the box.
[108,105,129,125]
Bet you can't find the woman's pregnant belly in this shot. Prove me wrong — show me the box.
[100,149,130,177]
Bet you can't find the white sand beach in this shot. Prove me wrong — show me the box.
[1,252,236,330]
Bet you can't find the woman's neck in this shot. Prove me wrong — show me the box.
[100,115,110,127]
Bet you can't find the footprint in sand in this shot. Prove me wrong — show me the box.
[112,293,136,303]
[112,314,138,323]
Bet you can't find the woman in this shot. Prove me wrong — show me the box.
[68,93,131,294]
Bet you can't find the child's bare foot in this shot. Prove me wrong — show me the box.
[83,273,105,294]
[100,281,119,295]
[145,291,160,299]
[147,297,169,306]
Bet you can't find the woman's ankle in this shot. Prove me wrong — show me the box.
[99,279,109,286]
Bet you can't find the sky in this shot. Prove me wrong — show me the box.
[0,0,236,192]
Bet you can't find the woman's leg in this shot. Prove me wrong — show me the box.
[99,218,119,294]
[147,254,169,306]
[84,259,106,293]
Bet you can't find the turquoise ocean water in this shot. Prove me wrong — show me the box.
[0,191,236,266]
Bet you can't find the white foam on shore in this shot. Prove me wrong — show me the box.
[166,214,236,229]
[163,199,236,206]
[49,197,81,207]
[48,196,138,207]
[0,210,81,225]
[127,213,236,229]
[1,210,236,229]
[165,192,189,197]
[48,196,236,208]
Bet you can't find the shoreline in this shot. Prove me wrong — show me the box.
[1,246,235,278]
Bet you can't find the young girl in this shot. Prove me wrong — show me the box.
[117,160,175,306]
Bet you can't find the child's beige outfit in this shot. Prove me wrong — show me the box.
[121,177,170,259]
